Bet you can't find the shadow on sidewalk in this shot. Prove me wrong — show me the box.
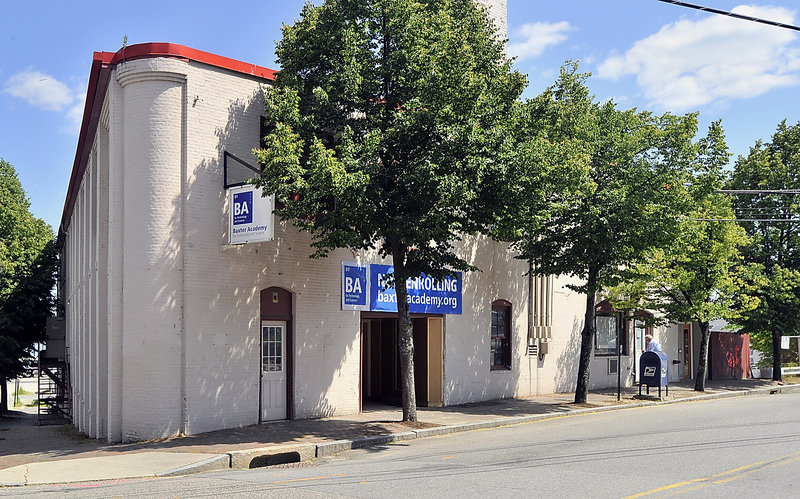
[1,378,791,470]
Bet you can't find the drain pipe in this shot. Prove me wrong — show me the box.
[528,260,534,396]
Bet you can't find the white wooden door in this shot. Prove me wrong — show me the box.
[261,321,287,421]
[635,321,645,383]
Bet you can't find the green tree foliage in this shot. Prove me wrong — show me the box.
[611,122,753,391]
[744,266,800,368]
[253,0,526,420]
[0,159,57,414]
[492,62,593,247]
[614,197,753,391]
[729,120,800,381]
[501,65,709,403]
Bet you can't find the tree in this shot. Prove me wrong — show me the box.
[492,62,594,255]
[611,121,754,391]
[501,65,705,403]
[614,195,753,391]
[742,265,800,373]
[253,0,526,421]
[0,159,57,414]
[729,120,800,381]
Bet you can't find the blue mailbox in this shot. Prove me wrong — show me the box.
[639,351,669,397]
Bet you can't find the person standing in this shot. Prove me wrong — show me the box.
[645,334,662,352]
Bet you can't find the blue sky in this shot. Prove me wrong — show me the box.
[2,1,798,231]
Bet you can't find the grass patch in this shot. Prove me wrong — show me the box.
[59,424,93,442]
[11,385,36,406]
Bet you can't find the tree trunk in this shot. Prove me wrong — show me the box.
[392,249,417,422]
[694,321,710,391]
[575,270,598,404]
[0,377,8,416]
[772,330,783,382]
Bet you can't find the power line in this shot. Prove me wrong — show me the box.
[660,3,800,220]
[656,0,800,32]
[687,218,800,222]
[734,208,796,213]
[717,190,800,195]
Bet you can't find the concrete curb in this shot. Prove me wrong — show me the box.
[105,384,800,480]
[314,384,800,457]
[228,444,317,469]
[157,454,231,477]
[0,474,26,487]
[316,431,417,457]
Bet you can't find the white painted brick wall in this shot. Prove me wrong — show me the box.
[117,61,186,441]
[65,53,590,440]
[477,0,508,40]
[63,42,669,442]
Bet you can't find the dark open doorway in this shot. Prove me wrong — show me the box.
[360,315,443,409]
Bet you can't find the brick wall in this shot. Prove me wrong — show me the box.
[477,0,508,40]
[63,45,630,442]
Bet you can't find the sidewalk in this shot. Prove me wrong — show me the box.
[1,379,795,486]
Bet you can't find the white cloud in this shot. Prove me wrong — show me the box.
[4,70,85,134]
[508,21,574,61]
[597,5,800,111]
[61,92,86,134]
[3,70,75,111]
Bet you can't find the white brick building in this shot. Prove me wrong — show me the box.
[58,39,687,442]
[478,0,508,39]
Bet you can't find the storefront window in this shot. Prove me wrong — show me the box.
[595,315,619,356]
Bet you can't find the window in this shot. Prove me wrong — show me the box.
[262,324,284,373]
[595,314,620,356]
[491,300,512,369]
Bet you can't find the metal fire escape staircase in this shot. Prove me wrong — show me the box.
[38,317,71,425]
[37,349,71,424]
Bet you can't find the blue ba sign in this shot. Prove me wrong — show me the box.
[341,262,368,310]
[370,264,462,314]
[232,190,253,225]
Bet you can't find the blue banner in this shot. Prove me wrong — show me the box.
[369,264,462,314]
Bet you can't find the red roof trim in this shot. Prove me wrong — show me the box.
[102,43,277,80]
[58,43,276,242]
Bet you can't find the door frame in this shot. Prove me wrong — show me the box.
[427,317,444,407]
[259,287,293,422]
[260,320,287,421]
[358,312,443,410]
[633,320,647,383]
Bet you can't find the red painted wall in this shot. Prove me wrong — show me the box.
[710,332,752,380]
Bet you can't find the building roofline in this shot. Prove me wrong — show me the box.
[58,42,276,245]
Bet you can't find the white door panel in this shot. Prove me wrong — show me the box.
[261,321,286,421]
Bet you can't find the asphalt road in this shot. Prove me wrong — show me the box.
[6,390,800,498]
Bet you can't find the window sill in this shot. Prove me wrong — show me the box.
[490,366,512,371]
